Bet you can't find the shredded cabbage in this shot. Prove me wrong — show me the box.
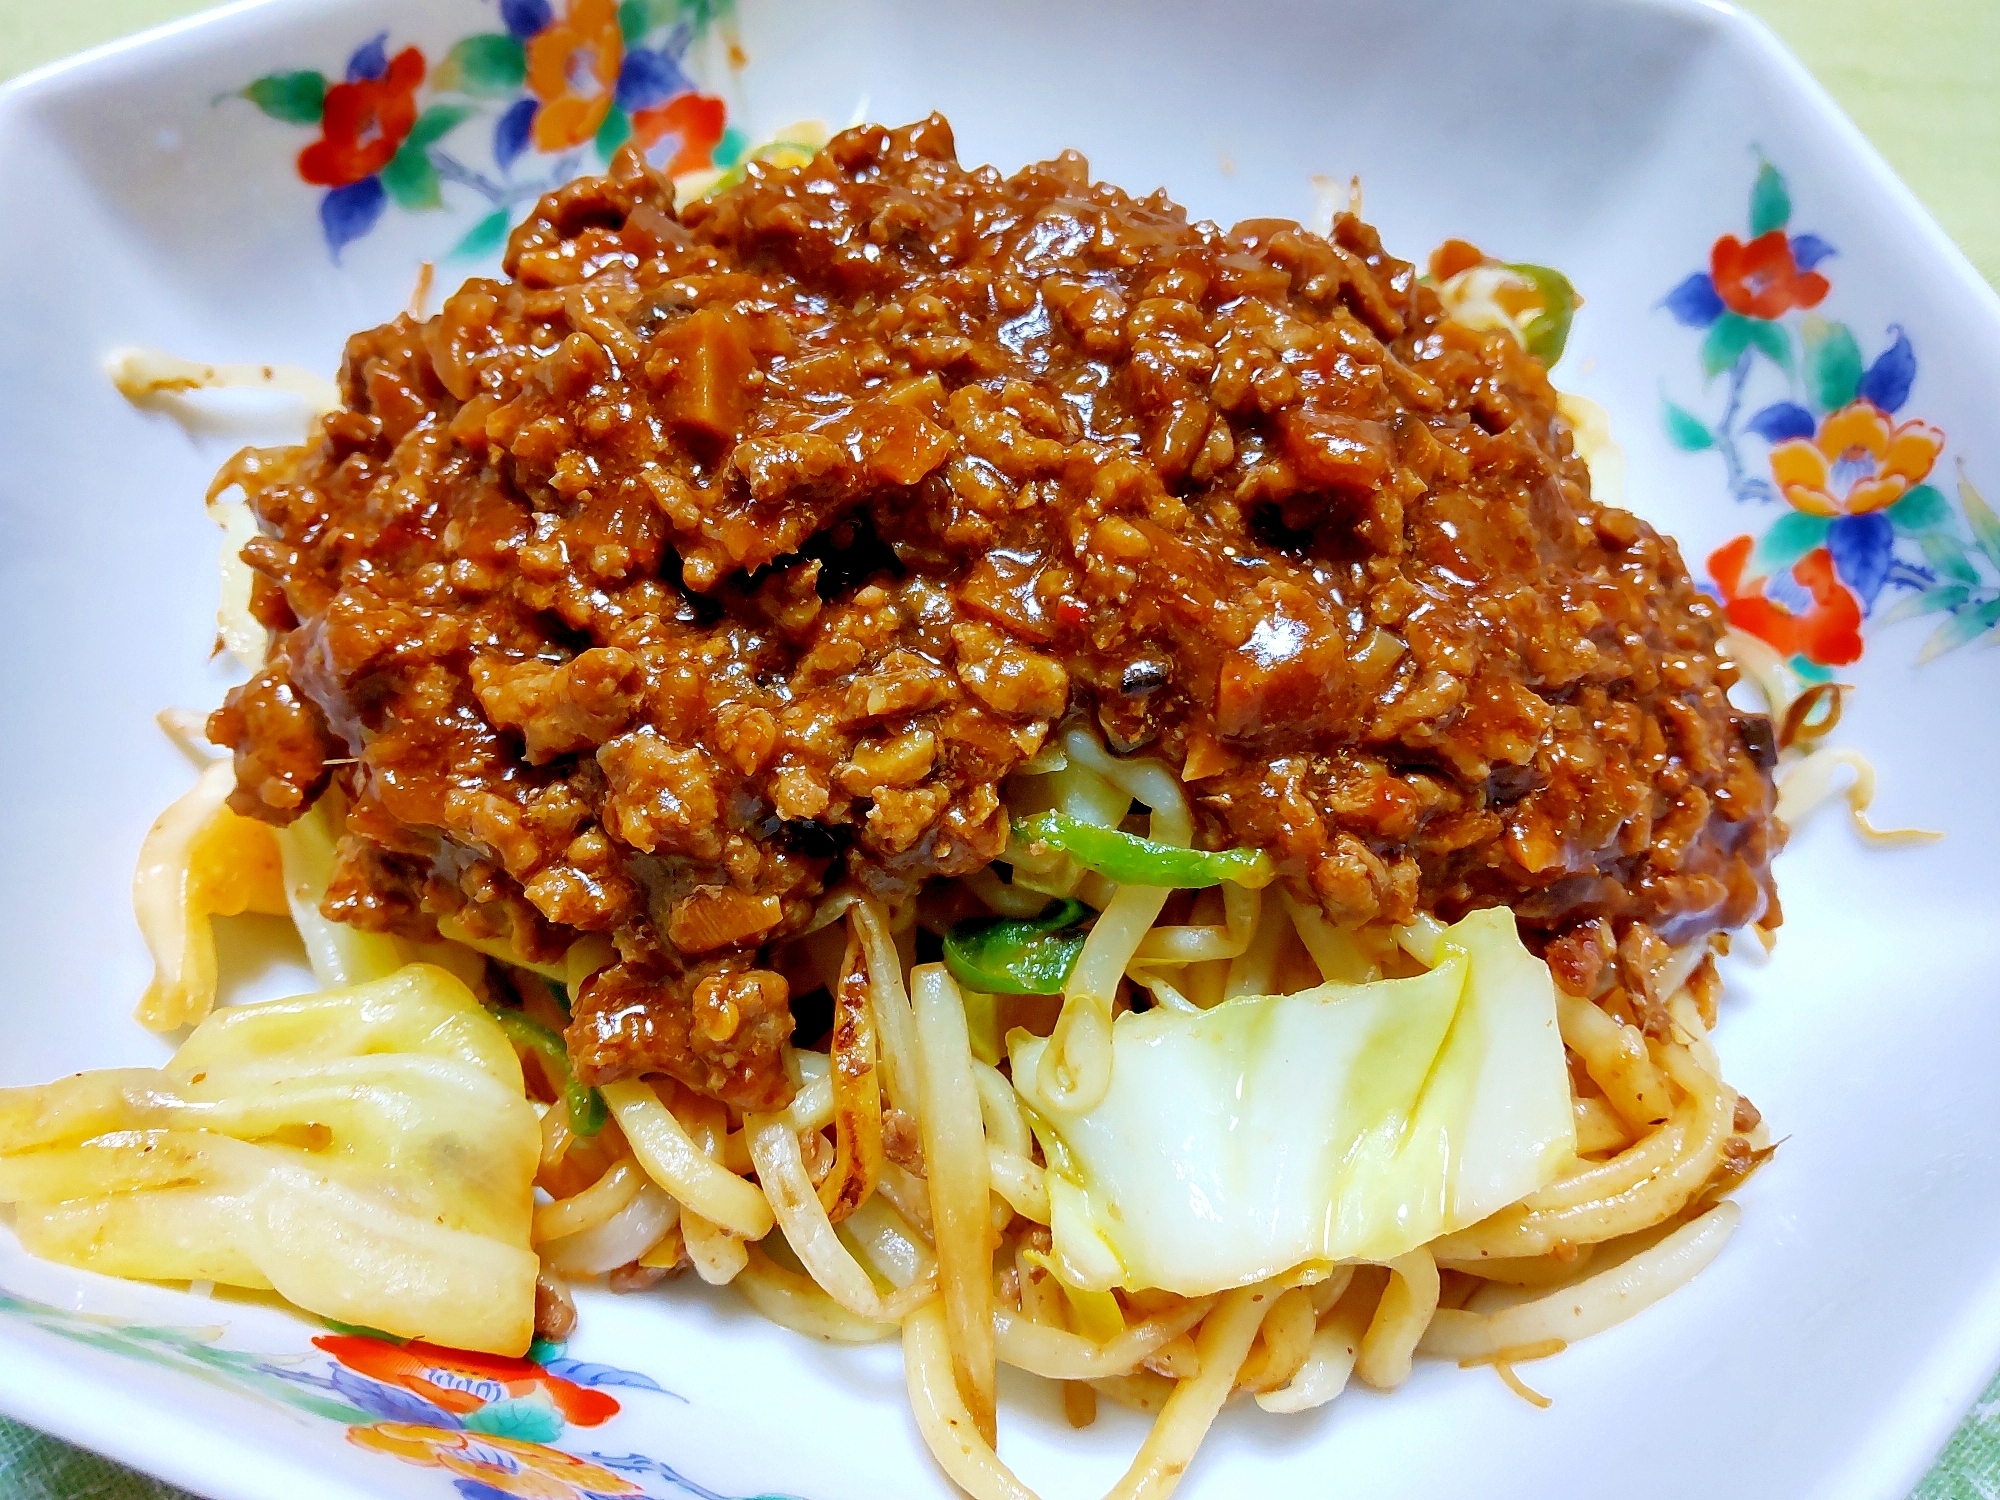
[1010,908,1575,1295]
[0,965,541,1354]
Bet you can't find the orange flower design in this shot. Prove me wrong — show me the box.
[1710,230,1829,320]
[1708,535,1863,667]
[632,92,727,175]
[526,0,625,152]
[1769,400,1945,517]
[315,1335,620,1426]
[297,46,426,188]
[349,1423,645,1499]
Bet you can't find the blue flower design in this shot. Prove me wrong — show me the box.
[320,177,388,261]
[1858,325,1915,413]
[346,31,390,81]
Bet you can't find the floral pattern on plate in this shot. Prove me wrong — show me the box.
[1660,161,2000,674]
[232,0,743,261]
[0,1288,797,1500]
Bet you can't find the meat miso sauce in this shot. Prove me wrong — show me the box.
[208,114,1780,1117]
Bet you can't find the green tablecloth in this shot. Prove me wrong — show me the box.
[1,3,1996,1497]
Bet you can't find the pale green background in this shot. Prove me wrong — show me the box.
[1,2,1997,1498]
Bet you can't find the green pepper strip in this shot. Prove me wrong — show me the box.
[944,898,1093,997]
[541,975,572,1018]
[1506,262,1578,366]
[1010,811,1274,891]
[492,1011,607,1137]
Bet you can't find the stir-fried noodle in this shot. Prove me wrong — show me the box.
[94,721,1775,1499]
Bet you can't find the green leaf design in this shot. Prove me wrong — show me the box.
[1917,598,2000,664]
[1801,315,1862,411]
[1888,482,1954,535]
[619,0,656,42]
[1661,398,1714,451]
[322,1319,408,1344]
[1701,312,1755,378]
[382,139,443,211]
[1959,468,2000,571]
[449,208,514,261]
[1876,584,1970,628]
[433,34,527,96]
[1918,531,1982,587]
[713,123,748,168]
[408,103,476,152]
[1750,511,1830,573]
[0,1293,375,1427]
[241,70,326,124]
[653,0,735,32]
[1749,161,1791,237]
[596,102,632,163]
[1743,319,1794,374]
[463,1392,566,1444]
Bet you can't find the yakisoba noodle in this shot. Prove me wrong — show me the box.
[0,118,1804,1497]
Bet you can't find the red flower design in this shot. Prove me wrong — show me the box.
[632,92,727,175]
[298,47,426,188]
[1709,230,1829,320]
[1707,535,1863,667]
[313,1335,620,1427]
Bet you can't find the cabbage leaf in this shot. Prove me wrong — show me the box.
[1010,908,1575,1295]
[0,965,540,1354]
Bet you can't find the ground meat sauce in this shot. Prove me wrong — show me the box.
[212,116,1781,1109]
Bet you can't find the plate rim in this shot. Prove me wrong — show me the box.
[1,1,1997,1498]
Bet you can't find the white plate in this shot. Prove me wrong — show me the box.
[3,2,1998,1498]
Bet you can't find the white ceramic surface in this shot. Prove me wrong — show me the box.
[2,2,1998,1498]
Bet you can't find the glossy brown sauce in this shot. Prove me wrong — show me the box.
[211,116,1780,1108]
